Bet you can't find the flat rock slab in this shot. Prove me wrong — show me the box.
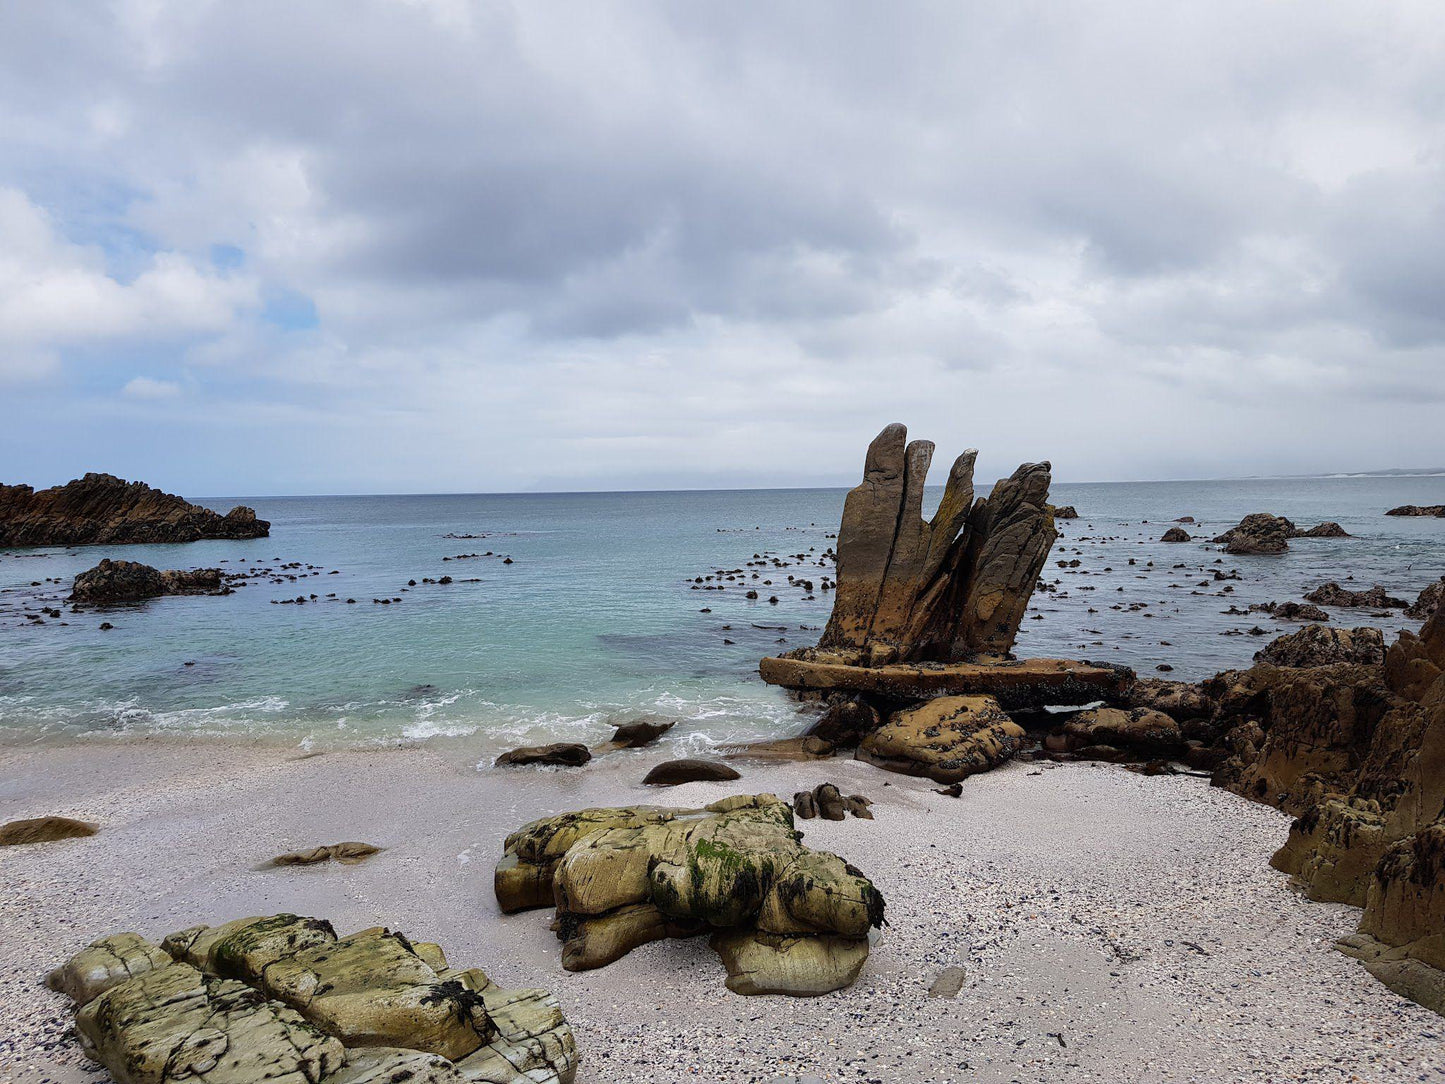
[759,655,1131,709]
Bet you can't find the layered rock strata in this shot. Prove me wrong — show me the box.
[1,473,268,546]
[494,794,885,996]
[47,917,578,1084]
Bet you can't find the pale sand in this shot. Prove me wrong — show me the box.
[1,737,1441,1084]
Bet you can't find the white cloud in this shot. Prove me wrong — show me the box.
[121,375,182,399]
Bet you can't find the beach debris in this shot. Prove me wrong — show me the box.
[268,841,382,866]
[641,757,741,785]
[858,695,1026,784]
[0,472,268,546]
[496,742,592,768]
[49,916,578,1084]
[0,816,97,846]
[494,794,884,996]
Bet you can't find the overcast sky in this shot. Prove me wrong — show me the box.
[3,2,1444,495]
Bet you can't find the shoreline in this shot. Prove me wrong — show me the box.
[3,736,1441,1083]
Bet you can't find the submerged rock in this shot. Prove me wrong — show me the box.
[70,559,224,604]
[494,794,884,996]
[858,695,1026,783]
[0,472,268,546]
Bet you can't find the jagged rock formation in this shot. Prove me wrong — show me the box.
[857,695,1025,783]
[818,423,1056,664]
[1211,514,1350,555]
[1406,578,1445,621]
[1053,505,1078,519]
[1386,505,1445,517]
[1253,625,1385,668]
[48,917,578,1084]
[70,559,225,604]
[1304,582,1408,609]
[0,473,268,546]
[494,794,884,996]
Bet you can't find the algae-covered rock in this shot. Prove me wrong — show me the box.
[496,794,885,996]
[858,695,1025,783]
[74,961,346,1084]
[46,932,173,1006]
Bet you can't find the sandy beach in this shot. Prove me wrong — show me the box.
[3,737,1440,1084]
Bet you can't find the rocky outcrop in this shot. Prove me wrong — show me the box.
[1211,514,1350,554]
[1304,582,1408,609]
[494,795,884,996]
[818,423,1055,663]
[0,473,268,546]
[495,743,592,768]
[805,694,881,746]
[1406,578,1445,621]
[1160,527,1192,542]
[69,559,225,604]
[1386,505,1445,517]
[1203,611,1445,1014]
[50,916,579,1084]
[0,816,97,845]
[858,695,1026,783]
[1053,505,1078,519]
[1048,706,1184,760]
[1253,625,1385,668]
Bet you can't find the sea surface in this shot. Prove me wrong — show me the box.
[2,478,1443,755]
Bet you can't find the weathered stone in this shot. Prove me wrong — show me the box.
[47,933,173,1006]
[269,842,381,866]
[1304,582,1407,608]
[0,473,268,547]
[495,743,592,768]
[74,961,346,1084]
[1298,521,1351,538]
[1053,505,1078,519]
[0,815,96,845]
[328,1048,468,1084]
[1386,505,1445,517]
[805,694,880,745]
[1253,625,1385,668]
[605,718,675,747]
[759,655,1132,710]
[70,559,224,604]
[641,758,740,785]
[1054,707,1184,759]
[1212,513,1295,555]
[859,695,1025,783]
[495,795,884,996]
[1406,578,1445,621]
[1160,526,1192,542]
[927,965,968,998]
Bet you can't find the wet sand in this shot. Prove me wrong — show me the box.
[1,737,1440,1083]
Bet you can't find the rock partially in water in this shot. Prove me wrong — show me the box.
[1304,582,1408,608]
[494,794,884,996]
[1053,505,1078,519]
[605,718,675,748]
[70,559,224,604]
[1160,526,1192,542]
[1385,505,1445,517]
[1253,625,1384,668]
[0,472,268,546]
[1212,513,1296,555]
[1405,577,1445,621]
[496,743,592,768]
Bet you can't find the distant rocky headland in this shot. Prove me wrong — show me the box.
[0,473,268,546]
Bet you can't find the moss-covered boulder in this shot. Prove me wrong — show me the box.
[495,794,884,996]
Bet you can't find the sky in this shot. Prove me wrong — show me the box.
[3,1,1445,496]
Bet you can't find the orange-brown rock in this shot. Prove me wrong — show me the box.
[858,695,1026,783]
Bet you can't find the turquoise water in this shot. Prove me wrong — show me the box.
[2,478,1443,752]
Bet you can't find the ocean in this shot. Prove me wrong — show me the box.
[2,478,1443,754]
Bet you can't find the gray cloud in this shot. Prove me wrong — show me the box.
[1,1,1444,492]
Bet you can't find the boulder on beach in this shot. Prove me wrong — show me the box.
[1160,527,1192,542]
[1049,706,1184,759]
[493,794,884,996]
[496,742,592,768]
[641,757,740,785]
[52,916,578,1083]
[268,841,382,866]
[0,816,97,846]
[70,559,224,604]
[1304,582,1408,609]
[792,782,872,821]
[858,695,1026,783]
[0,472,268,546]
